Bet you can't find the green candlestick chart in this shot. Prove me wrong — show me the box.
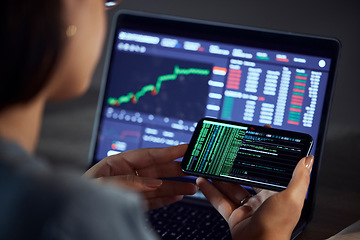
[107,65,211,106]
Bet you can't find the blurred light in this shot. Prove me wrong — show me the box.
[105,0,121,9]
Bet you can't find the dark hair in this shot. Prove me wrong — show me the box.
[0,1,65,110]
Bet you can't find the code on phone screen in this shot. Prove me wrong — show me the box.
[184,119,311,189]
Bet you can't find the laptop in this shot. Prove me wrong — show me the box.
[89,10,341,239]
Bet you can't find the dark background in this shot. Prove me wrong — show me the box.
[37,0,360,239]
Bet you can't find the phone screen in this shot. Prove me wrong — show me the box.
[181,118,313,191]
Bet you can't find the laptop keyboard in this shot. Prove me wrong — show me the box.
[145,201,231,240]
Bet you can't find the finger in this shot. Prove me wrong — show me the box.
[252,187,263,194]
[137,161,186,178]
[85,155,135,177]
[97,175,163,192]
[264,124,272,128]
[285,155,314,203]
[143,180,198,199]
[211,180,250,205]
[242,189,276,215]
[244,157,314,237]
[108,144,188,173]
[89,144,188,177]
[196,177,236,221]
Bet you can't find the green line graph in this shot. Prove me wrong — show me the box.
[107,65,210,106]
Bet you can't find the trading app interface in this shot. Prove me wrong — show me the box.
[93,28,331,164]
[183,119,312,190]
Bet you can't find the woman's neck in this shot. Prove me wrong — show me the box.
[0,97,45,154]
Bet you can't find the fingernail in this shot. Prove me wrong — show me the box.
[144,178,163,188]
[175,195,184,201]
[305,155,314,171]
[196,177,203,186]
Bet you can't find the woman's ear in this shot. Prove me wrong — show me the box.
[44,0,107,102]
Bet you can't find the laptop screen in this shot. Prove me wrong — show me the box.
[89,11,340,206]
[91,11,338,159]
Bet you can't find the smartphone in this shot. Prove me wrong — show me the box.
[181,118,313,191]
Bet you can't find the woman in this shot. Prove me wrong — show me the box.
[0,0,313,239]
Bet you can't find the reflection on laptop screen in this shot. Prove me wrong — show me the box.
[93,23,331,165]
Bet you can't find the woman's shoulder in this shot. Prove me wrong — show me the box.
[0,139,156,240]
[0,137,141,210]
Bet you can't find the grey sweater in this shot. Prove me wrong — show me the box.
[0,138,158,240]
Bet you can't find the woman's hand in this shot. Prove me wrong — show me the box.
[197,155,314,240]
[84,144,198,210]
